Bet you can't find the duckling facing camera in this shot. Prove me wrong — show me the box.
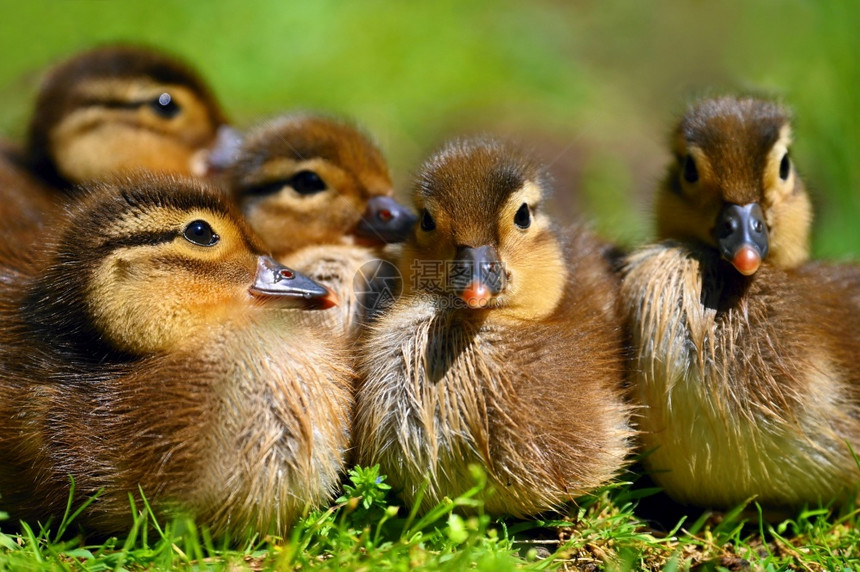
[353,138,631,516]
[0,174,353,537]
[622,96,860,510]
[227,113,415,333]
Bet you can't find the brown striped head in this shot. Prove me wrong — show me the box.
[229,113,414,255]
[24,174,330,360]
[657,96,812,273]
[403,138,567,319]
[27,45,228,188]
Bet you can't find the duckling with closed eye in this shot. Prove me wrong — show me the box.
[0,174,352,536]
[621,96,860,510]
[352,138,631,516]
[228,113,415,332]
[0,44,235,239]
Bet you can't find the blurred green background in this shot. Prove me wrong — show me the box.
[1,0,857,257]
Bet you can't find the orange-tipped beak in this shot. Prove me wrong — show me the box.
[319,287,340,309]
[713,202,769,277]
[449,245,505,309]
[250,255,335,310]
[460,281,493,309]
[731,245,762,276]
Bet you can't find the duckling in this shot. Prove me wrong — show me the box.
[621,96,860,509]
[352,138,631,516]
[0,174,353,536]
[656,96,812,270]
[0,44,233,240]
[27,44,230,187]
[227,113,415,332]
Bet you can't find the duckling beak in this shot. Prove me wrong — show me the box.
[355,196,417,244]
[712,203,769,276]
[201,125,245,173]
[449,245,505,309]
[250,255,338,308]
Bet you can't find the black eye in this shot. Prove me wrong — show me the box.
[683,154,699,184]
[183,220,219,246]
[420,209,436,231]
[290,170,327,195]
[149,92,181,119]
[514,203,531,229]
[779,152,791,181]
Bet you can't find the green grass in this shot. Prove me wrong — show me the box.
[1,466,858,571]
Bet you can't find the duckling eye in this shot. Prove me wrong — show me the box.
[183,220,219,247]
[683,154,699,184]
[290,170,327,195]
[149,92,181,119]
[514,203,531,229]
[420,209,436,232]
[779,152,791,181]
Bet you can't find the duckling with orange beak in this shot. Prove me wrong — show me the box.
[228,113,415,332]
[353,138,631,516]
[655,96,811,271]
[622,96,860,510]
[0,174,352,537]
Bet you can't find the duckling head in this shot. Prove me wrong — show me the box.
[656,96,812,274]
[403,138,567,320]
[229,114,415,255]
[26,45,229,188]
[23,174,332,360]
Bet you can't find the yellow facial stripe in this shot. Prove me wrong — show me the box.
[498,181,546,238]
[763,124,794,200]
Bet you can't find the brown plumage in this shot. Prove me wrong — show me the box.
[27,44,228,188]
[656,96,811,270]
[0,174,353,536]
[0,142,56,245]
[227,113,415,333]
[0,44,230,245]
[622,96,860,509]
[353,138,631,516]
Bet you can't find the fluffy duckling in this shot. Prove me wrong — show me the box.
[228,113,415,331]
[621,96,860,510]
[352,138,631,516]
[0,44,233,239]
[656,96,812,270]
[0,174,353,537]
[27,44,230,187]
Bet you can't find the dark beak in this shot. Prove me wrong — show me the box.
[712,203,769,276]
[250,255,338,308]
[448,245,505,309]
[205,125,245,172]
[355,196,417,244]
